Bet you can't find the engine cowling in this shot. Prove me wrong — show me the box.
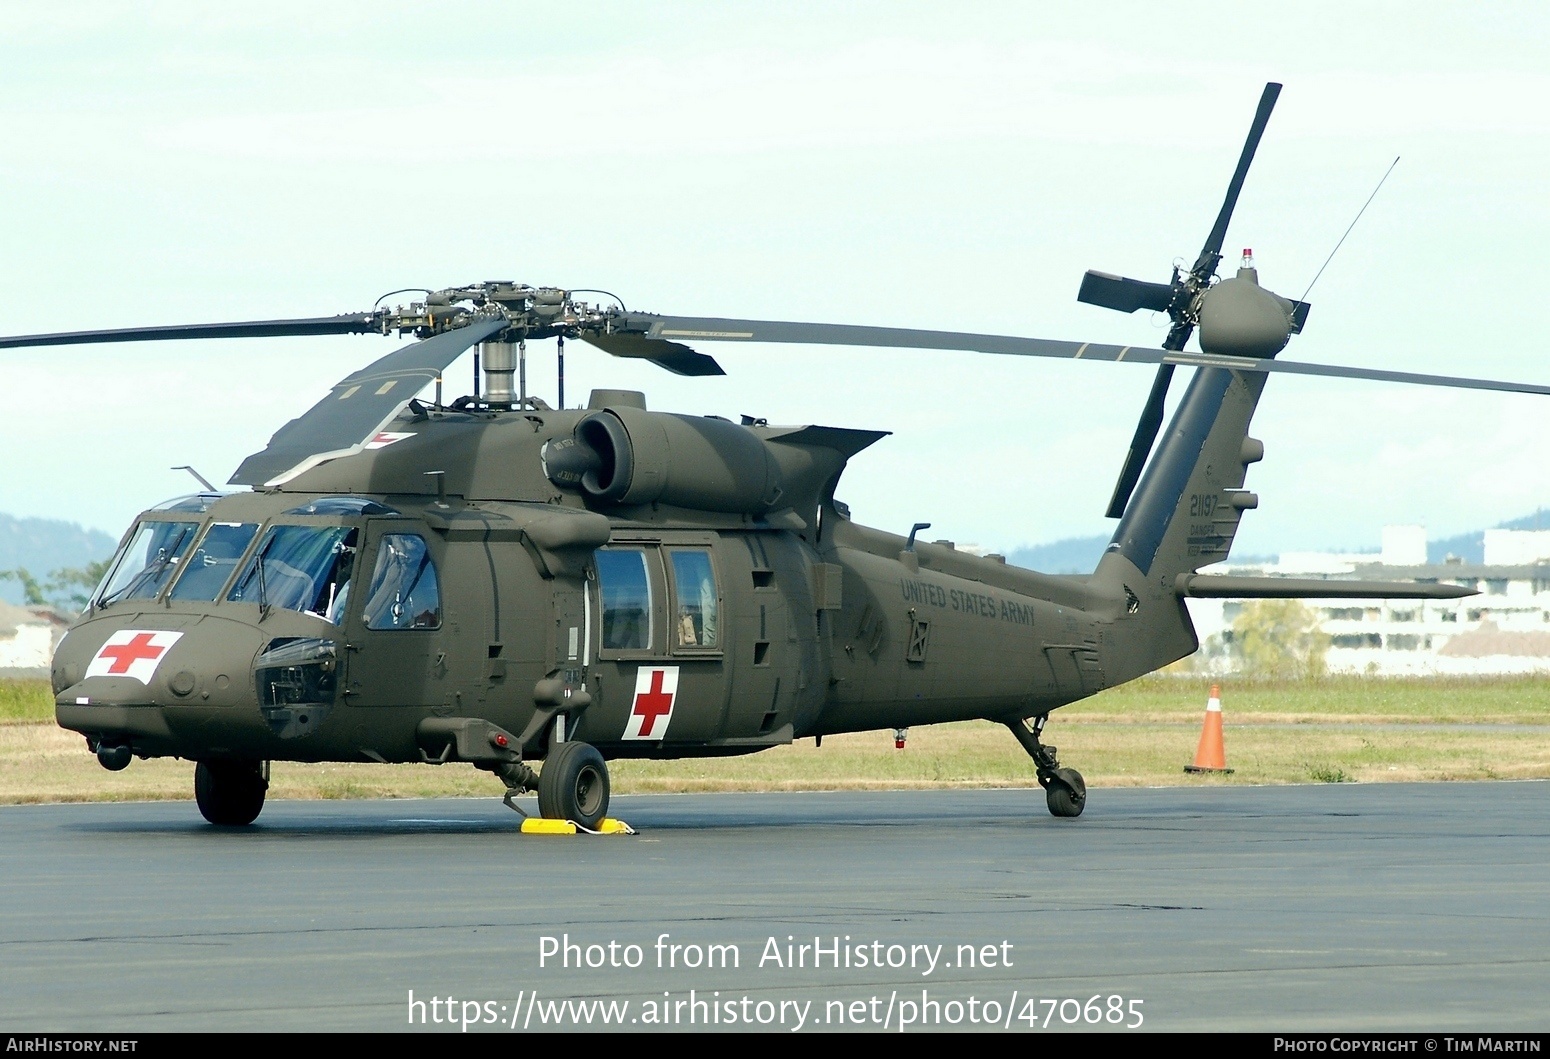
[543,407,785,514]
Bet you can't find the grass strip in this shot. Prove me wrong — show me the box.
[4,674,1548,805]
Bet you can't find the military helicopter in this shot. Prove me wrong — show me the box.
[6,83,1545,830]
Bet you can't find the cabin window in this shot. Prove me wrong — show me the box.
[96,520,200,606]
[228,525,358,624]
[668,549,719,650]
[597,548,653,651]
[361,534,441,630]
[169,522,260,601]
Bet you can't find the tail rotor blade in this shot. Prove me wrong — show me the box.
[1196,82,1282,274]
[1077,271,1174,314]
[1104,363,1175,518]
[1098,82,1282,518]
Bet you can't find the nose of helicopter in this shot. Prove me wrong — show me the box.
[52,614,275,761]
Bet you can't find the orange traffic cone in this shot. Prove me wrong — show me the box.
[1185,684,1234,774]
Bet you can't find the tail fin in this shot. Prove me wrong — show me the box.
[1092,363,1267,679]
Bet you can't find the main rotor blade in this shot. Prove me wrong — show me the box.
[1105,363,1175,519]
[627,315,1155,361]
[1196,82,1281,273]
[0,313,383,349]
[578,332,724,376]
[1161,352,1550,397]
[229,316,507,487]
[631,314,1550,396]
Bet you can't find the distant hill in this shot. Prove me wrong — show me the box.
[1004,509,1550,575]
[0,514,119,606]
[1427,509,1550,565]
[1004,535,1109,574]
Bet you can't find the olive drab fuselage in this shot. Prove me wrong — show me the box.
[51,394,1157,768]
[30,83,1500,823]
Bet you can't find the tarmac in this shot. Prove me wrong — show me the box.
[1,781,1546,1032]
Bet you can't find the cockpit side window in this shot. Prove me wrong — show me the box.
[169,522,260,601]
[361,534,441,630]
[96,521,200,607]
[228,525,358,624]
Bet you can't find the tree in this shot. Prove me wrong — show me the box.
[45,561,113,609]
[1231,599,1329,680]
[0,568,47,607]
[1,561,112,611]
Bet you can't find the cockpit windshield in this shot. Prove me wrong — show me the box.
[169,522,261,601]
[227,525,358,624]
[96,521,200,606]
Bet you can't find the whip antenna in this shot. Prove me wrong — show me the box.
[1299,156,1400,305]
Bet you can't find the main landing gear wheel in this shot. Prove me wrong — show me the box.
[538,741,610,830]
[1044,767,1086,818]
[194,760,268,826]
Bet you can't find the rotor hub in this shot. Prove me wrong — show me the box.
[1196,272,1294,360]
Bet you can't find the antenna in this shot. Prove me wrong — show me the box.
[1299,157,1400,305]
[172,465,216,491]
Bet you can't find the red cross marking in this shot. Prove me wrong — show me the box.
[98,633,168,674]
[631,669,675,738]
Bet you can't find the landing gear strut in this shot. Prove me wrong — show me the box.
[490,760,540,815]
[1006,715,1086,818]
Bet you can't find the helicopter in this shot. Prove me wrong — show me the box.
[6,83,1545,830]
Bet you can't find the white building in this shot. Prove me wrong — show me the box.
[1188,526,1550,675]
[0,601,67,675]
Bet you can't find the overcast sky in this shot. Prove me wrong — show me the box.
[1,2,1546,558]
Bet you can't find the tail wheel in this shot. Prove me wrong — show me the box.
[194,760,268,826]
[1045,767,1086,819]
[538,741,610,829]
